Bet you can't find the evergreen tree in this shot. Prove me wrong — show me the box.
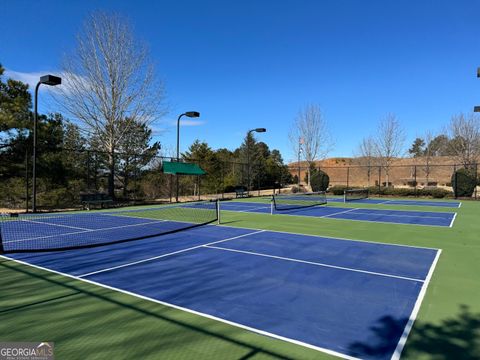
[408,138,426,157]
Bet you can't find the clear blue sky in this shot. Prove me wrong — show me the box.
[1,0,480,162]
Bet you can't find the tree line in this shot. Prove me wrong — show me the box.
[3,11,480,209]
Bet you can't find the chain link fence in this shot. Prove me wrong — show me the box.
[0,147,287,211]
[290,162,479,199]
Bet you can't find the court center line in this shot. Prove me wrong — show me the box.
[204,245,425,282]
[18,218,90,231]
[320,208,358,218]
[4,220,169,244]
[77,230,266,278]
[0,254,361,360]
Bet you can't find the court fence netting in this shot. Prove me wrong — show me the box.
[344,188,369,202]
[272,192,327,211]
[0,200,219,254]
[0,147,292,211]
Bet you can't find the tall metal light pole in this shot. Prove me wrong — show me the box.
[298,137,304,187]
[176,111,200,202]
[246,128,266,196]
[475,67,480,113]
[32,75,62,212]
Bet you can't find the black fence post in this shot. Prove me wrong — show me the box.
[475,162,478,200]
[378,166,381,193]
[414,165,417,197]
[25,148,29,213]
[346,167,350,190]
[86,150,91,189]
[221,163,225,199]
[197,175,201,201]
[453,164,457,199]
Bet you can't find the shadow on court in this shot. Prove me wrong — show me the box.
[0,259,297,360]
[349,305,480,360]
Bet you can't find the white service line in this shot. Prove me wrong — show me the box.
[320,208,358,218]
[0,254,361,360]
[77,230,266,278]
[391,249,442,360]
[205,245,425,283]
[4,220,169,244]
[18,218,90,231]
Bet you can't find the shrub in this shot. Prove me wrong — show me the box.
[0,177,26,209]
[367,186,452,198]
[424,188,451,198]
[451,168,477,197]
[329,185,348,195]
[310,169,329,192]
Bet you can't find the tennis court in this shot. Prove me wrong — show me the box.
[220,201,457,227]
[0,203,440,360]
[326,197,461,208]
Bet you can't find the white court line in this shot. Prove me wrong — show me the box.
[217,224,440,250]
[391,249,442,360]
[449,213,457,228]
[18,218,89,231]
[77,230,266,278]
[0,254,360,360]
[205,245,425,283]
[322,212,453,228]
[4,220,169,244]
[224,206,453,228]
[320,208,358,218]
[349,211,455,220]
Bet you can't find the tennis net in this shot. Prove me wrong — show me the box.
[0,200,219,254]
[344,189,369,202]
[272,192,327,211]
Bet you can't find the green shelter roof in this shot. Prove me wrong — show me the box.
[162,161,206,175]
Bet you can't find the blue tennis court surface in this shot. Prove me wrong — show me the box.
[4,213,440,360]
[220,201,457,227]
[327,197,461,208]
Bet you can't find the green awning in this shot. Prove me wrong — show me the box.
[162,161,206,175]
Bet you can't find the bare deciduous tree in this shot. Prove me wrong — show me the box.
[423,131,435,186]
[356,136,376,187]
[446,113,480,169]
[56,12,166,197]
[289,104,333,186]
[374,113,405,187]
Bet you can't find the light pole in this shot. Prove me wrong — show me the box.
[246,128,266,196]
[475,67,480,113]
[32,75,62,212]
[298,137,304,187]
[176,111,200,202]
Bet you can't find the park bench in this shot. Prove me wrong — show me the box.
[234,186,248,198]
[80,193,113,210]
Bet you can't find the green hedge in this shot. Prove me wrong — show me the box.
[451,168,477,198]
[310,169,329,192]
[328,185,452,199]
